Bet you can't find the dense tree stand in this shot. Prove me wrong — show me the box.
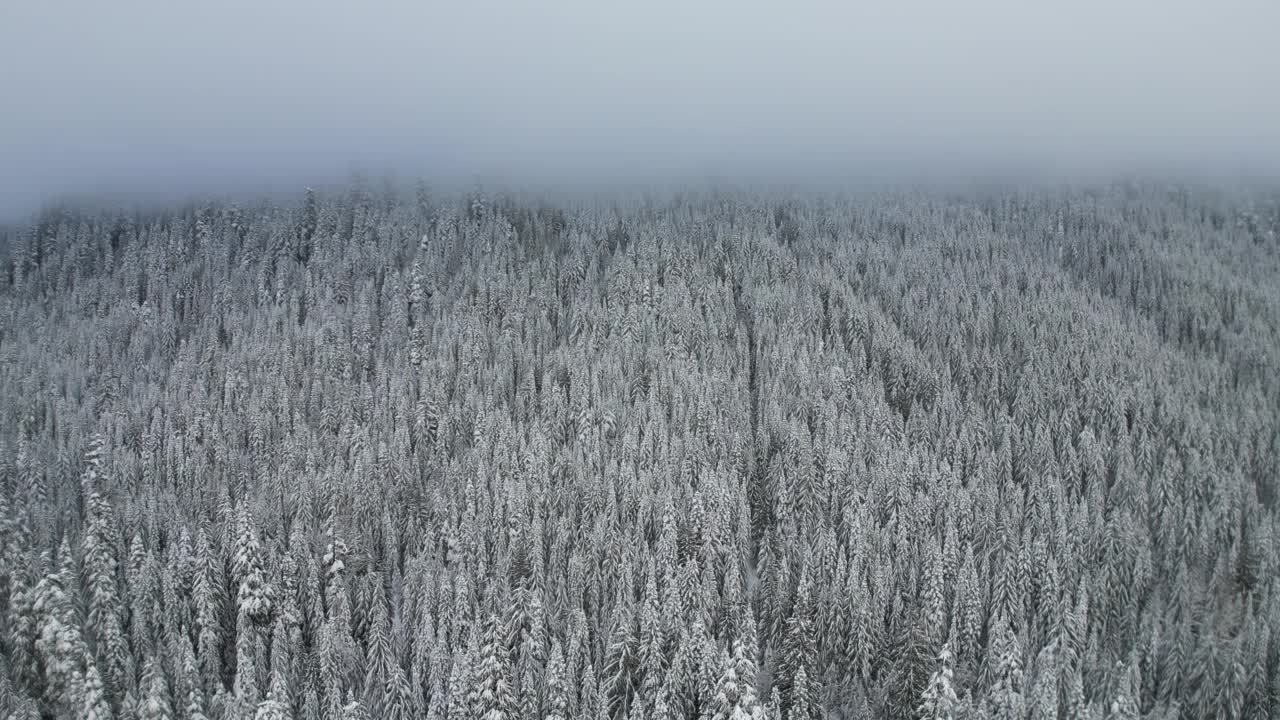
[0,183,1277,719]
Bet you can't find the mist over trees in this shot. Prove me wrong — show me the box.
[0,182,1278,719]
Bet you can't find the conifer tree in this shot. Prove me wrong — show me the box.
[445,645,473,720]
[471,613,515,720]
[544,641,569,720]
[234,508,276,627]
[230,611,262,719]
[253,666,292,720]
[987,613,1025,720]
[918,646,960,720]
[81,653,113,720]
[81,438,130,702]
[31,546,91,716]
[788,665,812,720]
[710,641,764,720]
[180,639,210,720]
[136,659,173,720]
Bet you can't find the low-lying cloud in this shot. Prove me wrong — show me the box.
[2,0,1278,218]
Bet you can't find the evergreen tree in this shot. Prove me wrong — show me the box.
[81,438,131,703]
[710,641,764,720]
[918,646,960,720]
[987,614,1025,720]
[234,508,276,627]
[31,546,91,716]
[544,641,569,720]
[230,611,262,719]
[788,665,812,720]
[253,666,292,720]
[180,639,211,720]
[471,614,515,720]
[136,659,173,720]
[445,645,473,720]
[81,654,113,720]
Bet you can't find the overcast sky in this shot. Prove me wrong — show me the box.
[2,0,1279,218]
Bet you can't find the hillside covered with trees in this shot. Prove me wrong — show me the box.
[0,183,1278,719]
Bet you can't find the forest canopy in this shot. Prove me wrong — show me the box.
[0,183,1278,719]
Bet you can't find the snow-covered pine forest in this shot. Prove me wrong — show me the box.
[0,183,1278,720]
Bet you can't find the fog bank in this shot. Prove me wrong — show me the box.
[2,0,1278,218]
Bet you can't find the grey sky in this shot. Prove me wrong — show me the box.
[3,0,1278,218]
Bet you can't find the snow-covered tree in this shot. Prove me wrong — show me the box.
[470,614,514,720]
[135,659,173,720]
[709,641,764,720]
[234,507,275,627]
[918,646,960,720]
